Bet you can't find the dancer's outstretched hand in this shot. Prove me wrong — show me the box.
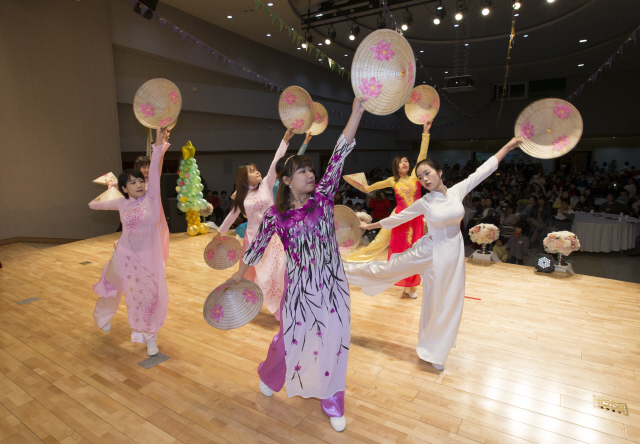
[424,120,433,133]
[352,97,367,115]
[505,137,523,151]
[284,128,295,143]
[359,221,371,231]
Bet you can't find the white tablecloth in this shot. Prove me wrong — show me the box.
[571,212,640,252]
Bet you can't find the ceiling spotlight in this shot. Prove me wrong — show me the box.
[420,50,424,53]
[297,47,301,50]
[578,63,584,66]
[377,13,386,29]
[436,0,445,11]
[482,7,490,15]
[349,22,360,41]
[435,2,446,23]
[454,23,459,27]
[445,71,448,73]
[514,13,519,16]
[523,34,528,37]
[316,13,323,17]
[266,34,271,37]
[455,0,466,20]
[464,43,469,46]
[267,2,273,5]
[482,0,492,15]
[513,2,521,9]
[434,18,441,24]
[579,39,587,43]
[455,12,463,20]
[325,25,336,45]
[401,8,413,31]
[227,15,232,19]
[301,32,313,49]
[547,0,554,2]
[301,42,307,48]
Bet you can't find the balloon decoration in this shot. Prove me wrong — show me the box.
[176,141,210,236]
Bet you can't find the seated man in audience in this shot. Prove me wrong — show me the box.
[573,194,592,212]
[548,198,575,232]
[599,192,628,214]
[525,196,550,243]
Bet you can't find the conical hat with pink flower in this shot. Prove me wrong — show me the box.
[203,279,264,330]
[514,98,582,159]
[342,172,369,193]
[308,102,329,136]
[133,78,182,129]
[351,29,416,115]
[334,205,362,255]
[93,172,117,185]
[204,235,242,270]
[278,86,315,134]
[92,187,124,202]
[404,85,440,125]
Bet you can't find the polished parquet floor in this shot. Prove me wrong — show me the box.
[1,232,640,444]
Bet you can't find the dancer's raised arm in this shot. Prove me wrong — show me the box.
[411,120,432,178]
[360,198,428,231]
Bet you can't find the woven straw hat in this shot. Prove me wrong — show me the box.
[343,173,369,194]
[133,78,182,129]
[308,102,329,136]
[278,86,315,134]
[93,187,124,202]
[204,236,242,270]
[93,172,117,185]
[514,99,583,159]
[404,85,440,125]
[351,29,416,116]
[203,279,264,330]
[334,205,362,254]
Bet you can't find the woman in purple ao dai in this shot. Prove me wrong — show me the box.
[229,98,367,433]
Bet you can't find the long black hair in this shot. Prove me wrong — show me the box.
[118,169,145,199]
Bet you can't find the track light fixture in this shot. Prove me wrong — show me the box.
[325,24,336,45]
[455,0,466,20]
[434,1,446,24]
[513,1,521,9]
[482,0,493,15]
[301,31,313,49]
[377,13,386,30]
[401,8,413,31]
[349,22,360,41]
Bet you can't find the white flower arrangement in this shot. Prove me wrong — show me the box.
[200,203,213,217]
[543,231,580,256]
[469,223,500,245]
[355,211,372,224]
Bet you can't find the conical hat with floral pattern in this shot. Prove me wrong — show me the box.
[278,86,315,134]
[351,29,416,116]
[203,279,264,330]
[92,187,124,202]
[342,173,369,194]
[334,205,362,254]
[93,172,117,185]
[514,99,582,159]
[204,235,241,270]
[133,78,182,129]
[308,102,329,136]
[404,85,440,125]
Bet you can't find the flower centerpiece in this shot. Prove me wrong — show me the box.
[543,231,580,265]
[469,223,500,254]
[200,203,213,219]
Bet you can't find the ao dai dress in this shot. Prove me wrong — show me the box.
[346,133,430,289]
[89,143,170,343]
[345,156,499,365]
[243,134,354,407]
[218,141,288,315]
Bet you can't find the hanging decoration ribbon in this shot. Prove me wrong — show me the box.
[121,0,286,93]
[567,25,640,102]
[252,0,350,80]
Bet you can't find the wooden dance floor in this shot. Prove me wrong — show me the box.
[1,232,640,444]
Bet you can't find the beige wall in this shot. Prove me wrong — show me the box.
[0,0,122,240]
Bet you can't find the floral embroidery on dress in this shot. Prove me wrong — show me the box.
[520,121,535,139]
[139,103,155,118]
[359,77,383,100]
[370,39,395,61]
[553,103,573,119]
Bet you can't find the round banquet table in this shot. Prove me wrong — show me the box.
[571,212,640,252]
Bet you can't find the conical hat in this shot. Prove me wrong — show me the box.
[93,187,124,202]
[334,205,362,254]
[203,279,264,330]
[514,99,583,159]
[351,29,416,116]
[343,173,369,194]
[133,78,182,129]
[93,172,117,185]
[404,85,440,125]
[204,235,242,270]
[278,86,314,134]
[308,102,329,136]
